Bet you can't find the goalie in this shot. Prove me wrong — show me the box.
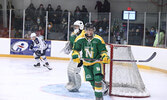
[72,23,110,100]
[64,20,85,92]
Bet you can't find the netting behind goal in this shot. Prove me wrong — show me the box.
[104,44,150,98]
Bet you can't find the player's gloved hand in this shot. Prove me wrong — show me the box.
[77,60,83,67]
[29,43,34,50]
[74,29,79,34]
[101,53,110,64]
[72,50,80,63]
[35,50,41,56]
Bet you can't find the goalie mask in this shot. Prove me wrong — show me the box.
[73,20,84,30]
[84,23,95,39]
[72,20,84,34]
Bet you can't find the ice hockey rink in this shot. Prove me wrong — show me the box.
[0,57,167,100]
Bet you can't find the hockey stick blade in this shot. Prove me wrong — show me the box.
[138,52,156,62]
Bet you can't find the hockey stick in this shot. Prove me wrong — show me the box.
[84,52,156,63]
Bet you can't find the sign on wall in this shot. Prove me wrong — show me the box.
[10,39,51,56]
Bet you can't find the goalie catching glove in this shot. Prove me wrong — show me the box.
[101,53,110,64]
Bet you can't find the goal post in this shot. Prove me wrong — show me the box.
[104,44,150,98]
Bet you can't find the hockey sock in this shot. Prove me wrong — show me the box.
[94,75,103,98]
[41,56,47,63]
[35,57,40,64]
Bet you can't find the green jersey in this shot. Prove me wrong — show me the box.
[73,34,107,66]
[69,30,85,47]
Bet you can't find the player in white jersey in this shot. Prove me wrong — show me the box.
[29,33,52,70]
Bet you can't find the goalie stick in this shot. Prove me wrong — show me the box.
[84,52,156,63]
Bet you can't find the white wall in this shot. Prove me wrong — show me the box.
[0,38,10,55]
[51,41,70,58]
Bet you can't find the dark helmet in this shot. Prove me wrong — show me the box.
[84,23,95,31]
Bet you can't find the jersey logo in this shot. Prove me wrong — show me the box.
[86,74,91,79]
[85,47,94,58]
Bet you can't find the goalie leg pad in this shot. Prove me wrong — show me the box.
[65,60,81,92]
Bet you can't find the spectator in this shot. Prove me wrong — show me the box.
[36,4,45,19]
[36,26,44,39]
[46,4,54,22]
[145,28,154,46]
[62,9,69,21]
[99,18,108,30]
[60,18,67,31]
[24,31,31,39]
[150,26,156,37]
[95,1,103,19]
[95,1,103,12]
[103,0,110,12]
[153,29,165,47]
[25,16,34,32]
[74,6,81,20]
[25,3,36,20]
[36,17,44,28]
[98,27,106,35]
[55,5,63,24]
[81,5,89,23]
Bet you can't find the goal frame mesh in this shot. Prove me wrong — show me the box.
[103,44,150,98]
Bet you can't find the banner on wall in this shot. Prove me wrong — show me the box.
[10,39,51,56]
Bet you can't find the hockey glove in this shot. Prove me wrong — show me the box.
[35,50,41,56]
[77,60,83,67]
[101,53,110,64]
[29,43,34,50]
[72,50,80,63]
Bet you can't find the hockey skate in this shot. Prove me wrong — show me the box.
[34,63,40,67]
[102,80,109,96]
[43,62,52,70]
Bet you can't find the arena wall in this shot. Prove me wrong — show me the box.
[0,38,166,73]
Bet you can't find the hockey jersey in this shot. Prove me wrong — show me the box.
[31,37,48,52]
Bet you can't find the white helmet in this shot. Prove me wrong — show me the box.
[73,20,84,30]
[30,33,36,38]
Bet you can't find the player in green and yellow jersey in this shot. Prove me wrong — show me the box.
[72,23,110,100]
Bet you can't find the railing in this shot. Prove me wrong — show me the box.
[0,9,167,48]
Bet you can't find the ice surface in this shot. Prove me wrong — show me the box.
[0,57,166,100]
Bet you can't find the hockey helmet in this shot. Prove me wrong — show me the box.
[73,20,84,30]
[30,33,36,38]
[84,22,95,31]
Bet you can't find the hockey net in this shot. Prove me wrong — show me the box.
[104,44,150,98]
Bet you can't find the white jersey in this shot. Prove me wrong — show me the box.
[32,37,47,51]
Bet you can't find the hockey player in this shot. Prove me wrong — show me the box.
[72,23,110,100]
[29,33,52,70]
[64,20,85,92]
